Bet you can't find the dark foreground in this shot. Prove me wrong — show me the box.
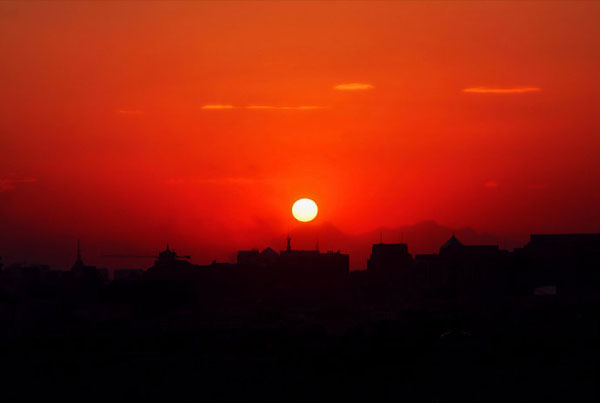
[1,276,598,400]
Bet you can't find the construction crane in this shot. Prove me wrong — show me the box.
[103,254,192,259]
[103,244,191,260]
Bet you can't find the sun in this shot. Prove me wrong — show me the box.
[292,198,318,222]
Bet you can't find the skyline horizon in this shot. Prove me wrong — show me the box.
[3,218,598,271]
[2,2,599,272]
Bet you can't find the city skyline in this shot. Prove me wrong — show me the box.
[1,2,599,399]
[1,2,599,269]
[0,219,547,270]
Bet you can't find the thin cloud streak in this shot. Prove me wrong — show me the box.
[201,105,328,110]
[334,83,374,91]
[201,104,236,110]
[463,87,541,94]
[246,105,328,110]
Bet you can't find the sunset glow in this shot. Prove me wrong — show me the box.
[0,1,598,268]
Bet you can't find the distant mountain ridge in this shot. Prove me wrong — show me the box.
[269,220,524,270]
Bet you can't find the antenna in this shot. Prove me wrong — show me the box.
[75,239,84,265]
[380,231,383,244]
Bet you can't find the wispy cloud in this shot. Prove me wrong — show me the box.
[200,104,236,110]
[484,180,500,189]
[0,176,37,192]
[334,83,374,91]
[463,86,541,94]
[245,105,327,110]
[201,105,328,111]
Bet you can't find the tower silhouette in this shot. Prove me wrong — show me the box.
[72,239,85,270]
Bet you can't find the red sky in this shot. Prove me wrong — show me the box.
[1,2,599,268]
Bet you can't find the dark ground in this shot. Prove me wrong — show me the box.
[1,275,598,400]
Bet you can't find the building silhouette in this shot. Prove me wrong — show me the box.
[367,242,413,275]
[145,244,201,280]
[71,239,88,272]
[71,240,108,282]
[236,237,349,278]
[414,235,507,298]
[129,232,600,298]
[513,233,600,296]
[277,236,349,276]
[237,247,278,268]
[0,231,600,400]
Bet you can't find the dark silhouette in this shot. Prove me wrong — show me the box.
[367,242,413,275]
[238,236,349,275]
[70,240,109,283]
[0,231,599,399]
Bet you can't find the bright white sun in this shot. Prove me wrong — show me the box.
[292,198,318,222]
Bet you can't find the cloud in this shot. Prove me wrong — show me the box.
[463,87,541,94]
[200,104,236,110]
[334,83,374,91]
[0,176,37,192]
[484,180,499,189]
[245,105,327,110]
[201,105,328,110]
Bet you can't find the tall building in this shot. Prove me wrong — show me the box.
[71,239,94,272]
[367,242,413,274]
[516,233,600,295]
[414,234,507,298]
[70,240,108,282]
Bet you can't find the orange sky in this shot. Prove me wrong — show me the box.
[1,1,599,267]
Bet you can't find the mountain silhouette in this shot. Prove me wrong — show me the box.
[270,220,523,270]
